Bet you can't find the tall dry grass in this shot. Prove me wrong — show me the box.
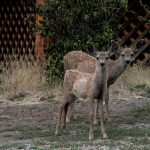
[110,65,150,99]
[0,59,149,100]
[0,60,47,94]
[0,60,63,100]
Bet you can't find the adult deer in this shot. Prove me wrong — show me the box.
[64,40,143,124]
[64,41,118,73]
[55,50,112,140]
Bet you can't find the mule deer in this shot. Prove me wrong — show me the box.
[94,46,138,124]
[64,41,118,73]
[55,51,111,140]
[64,51,96,73]
[64,41,142,124]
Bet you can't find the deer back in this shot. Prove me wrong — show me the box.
[64,51,95,71]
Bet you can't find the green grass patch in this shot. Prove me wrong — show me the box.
[120,145,150,150]
[9,125,53,140]
[13,105,150,141]
[1,125,43,132]
[0,143,26,149]
[14,121,89,141]
[50,142,78,150]
[15,127,52,140]
[140,87,150,98]
[112,115,137,125]
[132,106,150,118]
[111,105,150,126]
[108,127,150,140]
[16,129,50,140]
[3,105,150,150]
[134,84,146,90]
[130,137,150,145]
[49,121,89,143]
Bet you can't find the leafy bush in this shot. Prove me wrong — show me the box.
[36,0,127,80]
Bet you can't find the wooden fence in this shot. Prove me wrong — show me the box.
[118,0,150,65]
[0,0,149,70]
[0,0,36,69]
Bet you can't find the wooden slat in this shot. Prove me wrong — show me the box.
[0,0,35,67]
[35,0,45,61]
[134,43,150,59]
[141,54,150,65]
[119,19,146,45]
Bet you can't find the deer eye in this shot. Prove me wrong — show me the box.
[131,53,134,56]
[96,57,99,60]
[122,54,124,57]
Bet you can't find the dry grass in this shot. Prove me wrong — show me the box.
[110,65,150,99]
[0,60,149,100]
[0,60,47,94]
[124,65,150,88]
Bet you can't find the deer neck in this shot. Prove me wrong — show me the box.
[94,63,108,86]
[114,56,128,73]
[91,63,108,98]
[118,56,128,71]
[108,56,128,85]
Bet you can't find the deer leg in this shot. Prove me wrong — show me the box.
[66,102,75,123]
[55,102,66,135]
[99,99,108,139]
[94,100,99,125]
[94,89,109,125]
[62,102,69,129]
[88,98,95,140]
[66,94,76,123]
[55,94,72,135]
[105,89,109,122]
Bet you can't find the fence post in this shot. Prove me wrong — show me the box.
[35,0,45,63]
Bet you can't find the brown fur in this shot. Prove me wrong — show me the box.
[64,48,135,123]
[64,51,96,72]
[55,51,110,140]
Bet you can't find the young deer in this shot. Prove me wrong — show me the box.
[55,51,111,140]
[64,41,118,73]
[64,51,96,73]
[64,42,142,124]
[94,47,138,124]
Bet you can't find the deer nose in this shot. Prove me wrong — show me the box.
[126,60,130,64]
[100,62,105,66]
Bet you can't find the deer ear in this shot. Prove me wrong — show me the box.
[132,39,144,53]
[86,42,98,56]
[137,39,144,49]
[116,43,124,55]
[108,41,119,56]
[92,45,98,56]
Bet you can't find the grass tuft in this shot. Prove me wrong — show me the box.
[0,60,46,94]
[110,66,150,99]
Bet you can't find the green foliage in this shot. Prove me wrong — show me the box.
[36,0,127,79]
[140,87,150,98]
[134,84,146,90]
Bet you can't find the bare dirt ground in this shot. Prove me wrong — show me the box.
[0,91,150,150]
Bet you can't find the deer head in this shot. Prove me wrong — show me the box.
[108,40,119,56]
[87,40,119,58]
[119,39,144,65]
[95,51,109,67]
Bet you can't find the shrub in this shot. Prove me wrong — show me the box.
[36,0,127,79]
